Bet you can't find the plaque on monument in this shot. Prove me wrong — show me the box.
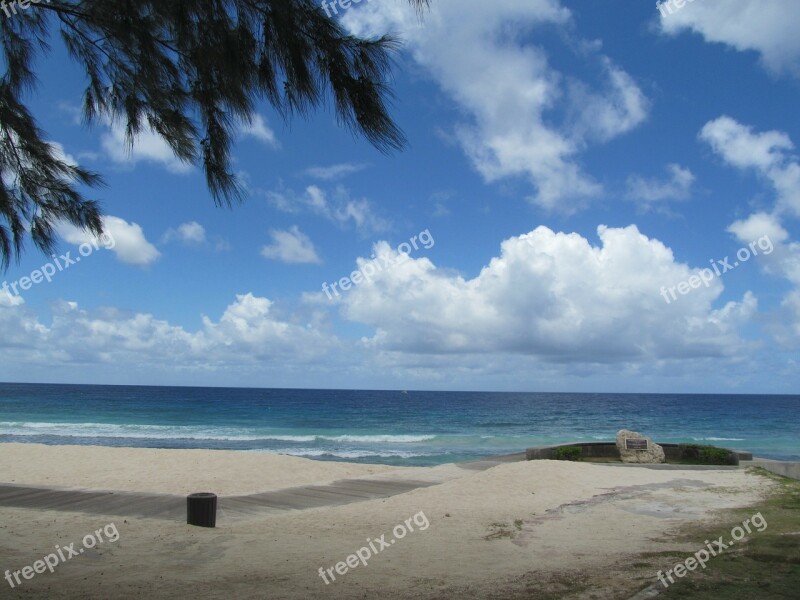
[625,439,648,450]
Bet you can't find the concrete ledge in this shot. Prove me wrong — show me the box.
[527,442,617,460]
[600,463,740,471]
[744,459,800,481]
[526,442,749,465]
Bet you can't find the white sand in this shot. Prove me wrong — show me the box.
[0,444,775,599]
[0,443,414,495]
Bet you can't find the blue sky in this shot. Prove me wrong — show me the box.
[1,0,799,393]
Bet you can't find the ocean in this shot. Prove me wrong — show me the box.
[0,383,798,465]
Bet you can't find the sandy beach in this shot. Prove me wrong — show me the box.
[0,443,779,599]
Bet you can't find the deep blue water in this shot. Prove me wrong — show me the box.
[0,383,798,465]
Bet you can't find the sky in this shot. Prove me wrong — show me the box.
[1,0,799,393]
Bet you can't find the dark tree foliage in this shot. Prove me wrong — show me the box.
[0,0,427,269]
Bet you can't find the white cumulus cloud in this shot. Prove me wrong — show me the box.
[101,121,193,174]
[659,0,800,78]
[162,221,207,245]
[701,117,800,346]
[237,114,279,147]
[342,0,648,211]
[59,215,160,266]
[304,163,367,181]
[261,226,321,264]
[334,225,755,361]
[700,116,800,217]
[626,163,695,210]
[266,185,390,234]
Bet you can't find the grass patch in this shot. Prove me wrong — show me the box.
[553,446,583,461]
[545,443,738,464]
[653,468,800,599]
[674,444,738,465]
[485,521,515,541]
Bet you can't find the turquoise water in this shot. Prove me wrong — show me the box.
[0,383,798,465]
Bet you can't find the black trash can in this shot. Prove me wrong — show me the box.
[187,492,217,528]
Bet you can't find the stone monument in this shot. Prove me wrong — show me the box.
[616,429,665,464]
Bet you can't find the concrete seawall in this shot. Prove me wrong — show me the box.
[526,442,800,481]
[745,459,800,481]
[526,442,751,465]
